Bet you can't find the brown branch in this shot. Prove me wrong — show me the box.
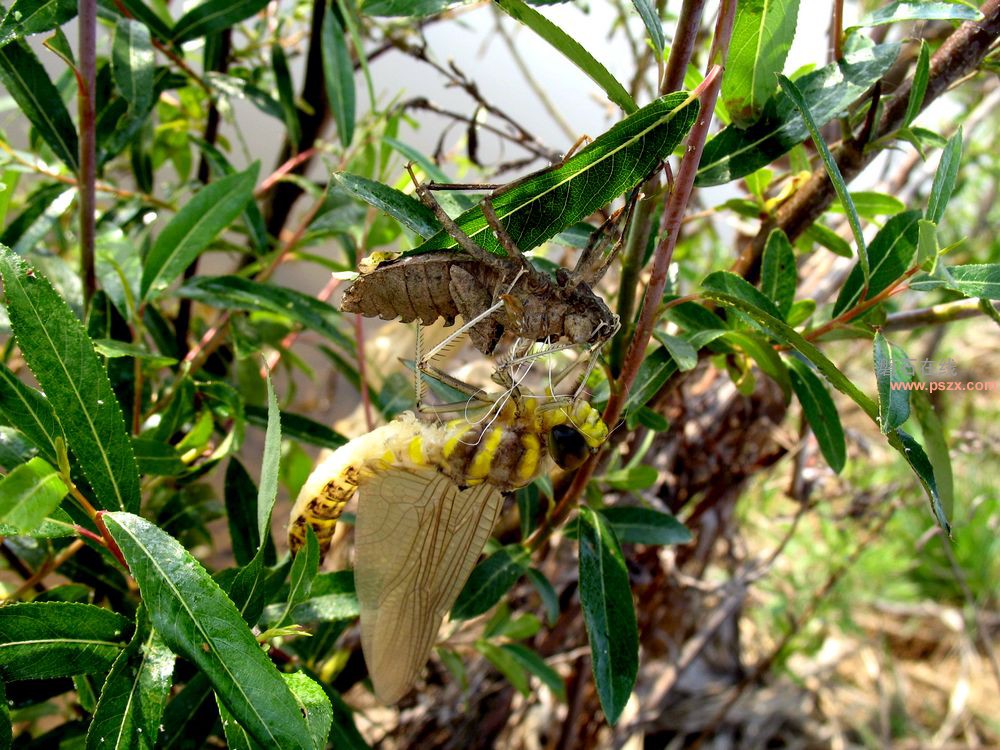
[733,0,1000,281]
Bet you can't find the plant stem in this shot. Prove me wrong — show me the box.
[611,0,707,374]
[5,540,86,601]
[78,0,98,309]
[530,0,737,550]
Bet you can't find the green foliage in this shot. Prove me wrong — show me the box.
[0,0,994,744]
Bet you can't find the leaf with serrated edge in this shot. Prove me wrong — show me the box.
[0,362,63,464]
[496,0,636,113]
[703,290,947,531]
[833,210,921,317]
[452,546,530,620]
[926,129,963,225]
[0,602,130,681]
[172,0,271,43]
[112,18,153,113]
[848,1,981,32]
[102,512,313,748]
[723,0,800,126]
[600,506,692,546]
[0,39,78,170]
[412,92,697,257]
[141,165,258,300]
[0,457,67,532]
[0,248,140,512]
[86,610,175,750]
[334,172,439,238]
[787,358,846,472]
[761,228,796,319]
[322,9,355,147]
[698,43,899,186]
[578,506,637,725]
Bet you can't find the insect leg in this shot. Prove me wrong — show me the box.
[406,164,507,274]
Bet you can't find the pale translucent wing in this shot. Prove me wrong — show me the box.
[354,466,502,704]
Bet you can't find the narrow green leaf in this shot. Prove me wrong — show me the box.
[916,218,938,266]
[526,568,560,626]
[336,0,375,112]
[224,459,261,566]
[276,528,319,628]
[848,1,982,32]
[787,358,846,472]
[600,506,692,546]
[194,140,269,253]
[0,602,130,681]
[874,331,911,435]
[245,404,347,450]
[322,7,355,148]
[176,275,353,353]
[896,428,949,533]
[724,330,792,401]
[361,0,469,15]
[702,270,784,321]
[475,641,531,696]
[131,437,186,476]
[779,73,868,285]
[334,172,439,238]
[722,0,800,126]
[630,0,664,55]
[0,248,141,512]
[602,465,658,491]
[257,373,281,544]
[703,290,946,524]
[271,43,301,149]
[0,0,77,46]
[0,362,62,464]
[102,512,314,749]
[495,0,637,114]
[803,221,852,258]
[172,0,271,43]
[501,643,566,701]
[0,457,67,532]
[262,571,359,626]
[904,40,930,126]
[86,611,175,750]
[624,346,677,414]
[832,210,921,317]
[112,18,153,113]
[702,290,878,420]
[284,672,333,750]
[577,506,637,725]
[830,191,905,218]
[651,331,698,372]
[909,264,1000,299]
[141,164,258,300]
[109,0,173,41]
[452,545,530,620]
[0,39,79,170]
[911,390,953,521]
[698,43,899,186]
[926,129,962,224]
[760,228,796,319]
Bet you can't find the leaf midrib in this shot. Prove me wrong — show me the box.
[10,270,129,511]
[112,520,283,746]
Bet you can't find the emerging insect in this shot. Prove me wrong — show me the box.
[340,90,701,362]
[287,391,608,704]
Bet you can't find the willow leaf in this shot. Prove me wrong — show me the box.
[411,92,698,257]
[495,0,636,114]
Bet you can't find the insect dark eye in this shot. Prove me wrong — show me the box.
[548,424,591,470]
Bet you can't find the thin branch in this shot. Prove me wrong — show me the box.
[5,540,86,601]
[78,0,98,308]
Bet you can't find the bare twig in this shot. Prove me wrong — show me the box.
[78,0,97,308]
